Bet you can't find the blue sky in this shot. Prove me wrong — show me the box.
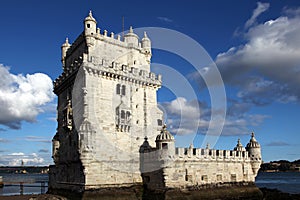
[0,0,300,165]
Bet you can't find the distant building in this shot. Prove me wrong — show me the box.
[49,11,262,192]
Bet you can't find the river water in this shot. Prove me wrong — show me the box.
[255,171,300,194]
[0,172,300,196]
[0,173,48,196]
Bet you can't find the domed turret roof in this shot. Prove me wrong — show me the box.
[246,132,260,148]
[139,136,152,153]
[234,139,246,151]
[156,124,174,141]
[142,31,150,42]
[124,26,139,39]
[85,11,97,23]
[62,38,70,48]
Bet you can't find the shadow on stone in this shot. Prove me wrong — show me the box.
[49,184,264,200]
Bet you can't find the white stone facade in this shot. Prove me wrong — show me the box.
[49,12,261,192]
[49,11,163,191]
[140,127,262,190]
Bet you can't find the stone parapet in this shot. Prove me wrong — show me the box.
[175,147,250,162]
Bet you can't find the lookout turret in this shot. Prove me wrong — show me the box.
[124,26,139,47]
[246,132,262,174]
[84,11,97,36]
[155,125,175,157]
[234,139,246,151]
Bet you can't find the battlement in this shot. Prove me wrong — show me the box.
[54,57,162,92]
[64,27,149,62]
[175,147,250,162]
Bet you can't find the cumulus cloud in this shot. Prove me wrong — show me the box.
[196,6,300,106]
[160,97,267,136]
[0,64,54,129]
[0,152,46,166]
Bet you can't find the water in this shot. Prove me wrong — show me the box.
[0,172,299,196]
[255,171,300,194]
[0,173,48,196]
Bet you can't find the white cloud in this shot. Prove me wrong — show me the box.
[265,141,290,146]
[157,16,173,23]
[160,97,266,136]
[25,136,51,143]
[198,6,300,105]
[0,64,54,129]
[0,152,47,166]
[10,152,25,156]
[0,138,9,143]
[245,2,270,29]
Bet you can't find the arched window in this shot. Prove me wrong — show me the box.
[116,84,121,94]
[121,85,126,96]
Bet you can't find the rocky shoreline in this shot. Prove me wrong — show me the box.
[0,187,299,200]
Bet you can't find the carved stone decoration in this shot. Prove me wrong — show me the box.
[62,99,73,131]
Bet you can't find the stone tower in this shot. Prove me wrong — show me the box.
[246,132,262,174]
[49,11,163,192]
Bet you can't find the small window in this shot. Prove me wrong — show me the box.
[162,143,168,149]
[121,85,126,96]
[136,120,139,124]
[157,119,163,126]
[121,110,125,119]
[231,174,237,182]
[126,111,131,122]
[134,60,136,65]
[87,24,90,28]
[217,174,222,181]
[136,104,138,108]
[116,84,121,94]
[201,175,208,182]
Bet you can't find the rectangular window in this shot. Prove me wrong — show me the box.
[217,174,222,181]
[116,84,120,94]
[121,85,126,95]
[231,174,237,182]
[201,175,208,182]
[162,143,168,149]
[157,119,162,126]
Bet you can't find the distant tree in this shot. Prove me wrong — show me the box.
[293,159,300,164]
[278,163,291,171]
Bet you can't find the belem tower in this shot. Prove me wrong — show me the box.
[49,11,262,192]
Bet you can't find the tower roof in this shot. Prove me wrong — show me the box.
[156,124,174,141]
[62,37,70,48]
[246,132,260,148]
[124,26,139,39]
[234,138,246,151]
[142,31,150,41]
[85,10,97,23]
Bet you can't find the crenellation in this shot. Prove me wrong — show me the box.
[172,147,254,164]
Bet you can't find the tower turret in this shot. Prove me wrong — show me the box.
[141,32,151,53]
[234,139,246,151]
[155,125,175,157]
[84,11,97,47]
[246,132,262,174]
[61,38,70,67]
[84,10,97,36]
[124,26,139,47]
